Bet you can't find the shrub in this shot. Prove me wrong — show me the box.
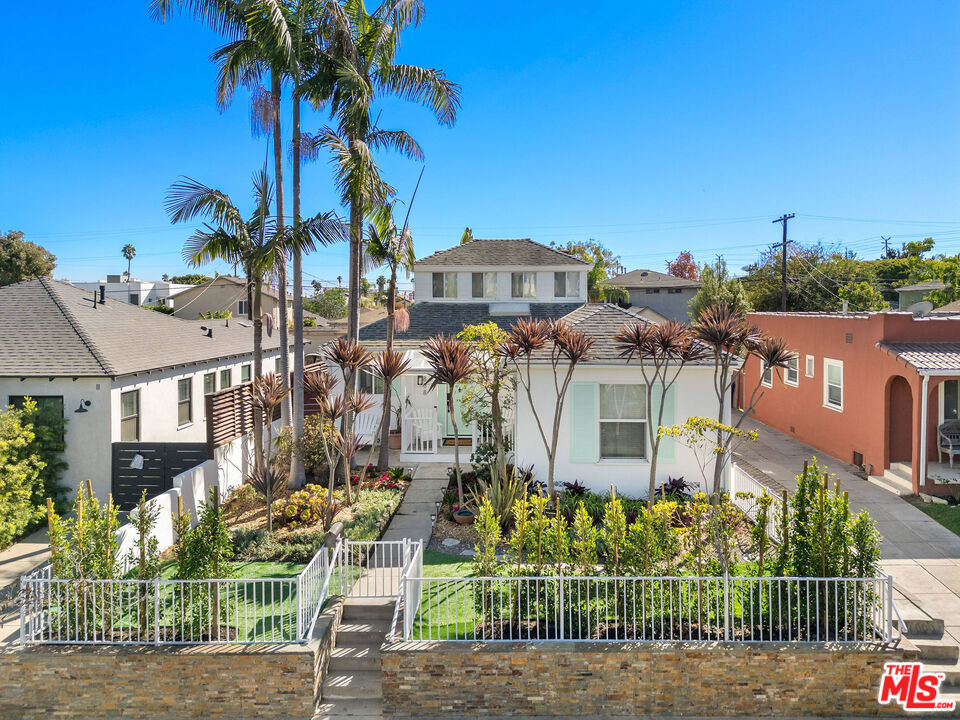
[341,488,401,541]
[303,316,317,327]
[0,404,46,549]
[48,481,120,580]
[466,465,529,531]
[280,484,337,529]
[561,480,587,496]
[143,304,175,315]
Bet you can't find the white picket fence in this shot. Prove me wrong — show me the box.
[729,462,784,543]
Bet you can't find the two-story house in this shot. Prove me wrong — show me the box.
[357,238,723,497]
[609,268,701,322]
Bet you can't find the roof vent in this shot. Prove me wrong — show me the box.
[200,326,213,338]
[640,271,648,277]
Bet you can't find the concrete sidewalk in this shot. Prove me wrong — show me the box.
[381,462,449,545]
[0,526,49,646]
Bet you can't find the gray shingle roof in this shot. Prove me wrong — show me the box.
[931,300,960,316]
[415,239,590,268]
[879,342,960,373]
[0,277,297,377]
[611,268,701,289]
[358,302,584,347]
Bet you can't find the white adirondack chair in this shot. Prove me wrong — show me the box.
[403,408,439,454]
[354,411,381,447]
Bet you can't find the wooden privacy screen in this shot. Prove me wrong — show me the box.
[204,363,327,457]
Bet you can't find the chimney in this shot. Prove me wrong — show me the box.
[99,285,106,304]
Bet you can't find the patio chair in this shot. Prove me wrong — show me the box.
[938,419,960,468]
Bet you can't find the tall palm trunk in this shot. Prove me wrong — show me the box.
[347,139,362,343]
[252,278,265,471]
[271,70,292,426]
[376,265,397,469]
[290,91,306,488]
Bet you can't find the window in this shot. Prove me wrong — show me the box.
[471,272,497,298]
[761,363,773,388]
[645,288,661,294]
[275,357,282,374]
[358,368,385,395]
[220,368,232,389]
[241,364,251,383]
[598,384,646,460]
[432,272,457,298]
[823,359,843,411]
[805,354,815,378]
[128,294,140,305]
[177,378,192,426]
[554,271,581,298]
[120,390,140,441]
[667,288,682,294]
[8,396,65,443]
[203,373,216,396]
[942,380,959,421]
[785,355,799,387]
[511,272,536,298]
[237,299,249,317]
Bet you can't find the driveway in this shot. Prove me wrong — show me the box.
[733,411,960,645]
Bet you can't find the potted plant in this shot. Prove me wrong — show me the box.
[389,402,402,449]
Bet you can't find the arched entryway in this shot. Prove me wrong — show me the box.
[887,375,913,464]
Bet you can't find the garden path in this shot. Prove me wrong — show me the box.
[0,526,49,646]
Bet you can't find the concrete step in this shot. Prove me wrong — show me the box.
[922,662,960,688]
[336,621,390,645]
[313,699,383,719]
[912,635,960,662]
[898,603,945,637]
[329,643,382,671]
[322,671,383,701]
[868,473,914,497]
[342,598,397,622]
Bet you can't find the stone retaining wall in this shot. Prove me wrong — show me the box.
[381,640,919,717]
[0,598,344,720]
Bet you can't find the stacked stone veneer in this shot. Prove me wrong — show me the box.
[381,640,920,717]
[0,598,344,720]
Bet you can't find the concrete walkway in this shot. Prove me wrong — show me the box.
[0,526,50,646]
[734,411,960,646]
[380,462,449,545]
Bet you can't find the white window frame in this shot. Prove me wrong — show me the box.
[940,379,960,423]
[784,355,799,387]
[511,271,536,298]
[220,368,232,389]
[761,362,773,388]
[598,383,647,462]
[275,357,282,374]
[240,364,251,383]
[805,354,815,378]
[823,358,843,412]
[358,368,385,395]
[237,299,249,317]
[471,272,497,298]
[432,272,457,298]
[177,377,193,427]
[554,271,580,299]
[120,389,140,441]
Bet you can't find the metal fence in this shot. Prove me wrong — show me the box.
[394,573,898,644]
[730,463,784,543]
[331,539,411,598]
[20,544,336,646]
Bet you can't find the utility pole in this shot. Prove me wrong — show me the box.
[882,236,891,257]
[772,213,795,311]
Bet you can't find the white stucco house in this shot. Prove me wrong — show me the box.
[72,276,195,307]
[357,238,721,497]
[0,277,299,506]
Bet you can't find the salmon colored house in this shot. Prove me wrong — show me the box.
[741,311,960,497]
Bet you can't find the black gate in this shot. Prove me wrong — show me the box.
[111,442,207,509]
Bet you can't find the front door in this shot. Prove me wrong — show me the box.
[437,385,473,439]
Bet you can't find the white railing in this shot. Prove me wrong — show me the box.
[388,541,424,641]
[730,463,784,543]
[332,539,410,598]
[396,573,898,645]
[402,409,439,454]
[471,410,516,459]
[21,544,338,646]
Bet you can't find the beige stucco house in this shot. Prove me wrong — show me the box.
[169,276,325,328]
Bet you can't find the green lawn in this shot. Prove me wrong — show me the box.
[907,497,960,538]
[409,551,475,640]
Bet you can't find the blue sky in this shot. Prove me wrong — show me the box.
[2,1,959,290]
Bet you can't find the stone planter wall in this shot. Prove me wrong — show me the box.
[381,639,920,718]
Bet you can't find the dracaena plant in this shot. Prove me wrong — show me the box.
[499,319,594,501]
[304,367,345,528]
[692,304,792,497]
[249,373,290,532]
[324,338,373,505]
[421,335,474,505]
[613,319,708,508]
[356,349,410,482]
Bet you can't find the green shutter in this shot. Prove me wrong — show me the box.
[651,384,677,463]
[570,382,598,463]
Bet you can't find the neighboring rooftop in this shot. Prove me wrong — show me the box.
[878,342,960,373]
[611,268,701,289]
[931,299,960,317]
[0,277,297,377]
[168,275,324,322]
[414,239,590,268]
[896,279,947,293]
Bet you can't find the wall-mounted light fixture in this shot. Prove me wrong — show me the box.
[74,400,91,413]
[417,375,426,386]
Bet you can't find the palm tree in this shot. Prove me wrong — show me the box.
[300,0,461,343]
[366,203,415,468]
[122,244,136,279]
[422,335,474,505]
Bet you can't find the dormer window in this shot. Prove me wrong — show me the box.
[472,272,497,298]
[554,271,580,298]
[511,272,536,298]
[432,272,457,298]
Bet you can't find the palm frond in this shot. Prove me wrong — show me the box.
[164,177,247,234]
[378,63,460,126]
[367,128,424,162]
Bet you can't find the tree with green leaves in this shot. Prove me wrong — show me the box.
[0,404,46,549]
[169,273,213,285]
[553,239,621,301]
[460,227,474,244]
[688,257,750,320]
[305,285,348,319]
[0,231,56,286]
